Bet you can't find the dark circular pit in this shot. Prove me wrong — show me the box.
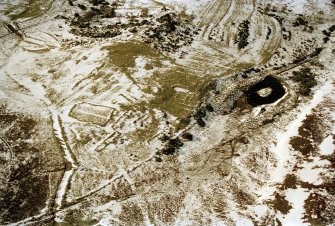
[246,76,286,107]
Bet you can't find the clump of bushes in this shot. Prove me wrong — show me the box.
[193,106,207,127]
[266,27,272,40]
[322,24,335,43]
[292,48,323,63]
[293,16,314,33]
[292,68,317,96]
[293,16,308,27]
[143,12,196,53]
[161,137,184,155]
[267,13,284,26]
[236,20,250,49]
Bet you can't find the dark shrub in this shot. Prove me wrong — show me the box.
[292,68,317,96]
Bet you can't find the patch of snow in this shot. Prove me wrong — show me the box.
[279,0,308,14]
[133,57,152,78]
[174,87,189,93]
[269,81,333,183]
[135,56,148,68]
[158,0,211,15]
[257,88,273,97]
[8,212,46,226]
[270,85,289,107]
[52,113,76,166]
[319,135,335,155]
[178,114,228,156]
[94,201,123,226]
[272,0,332,15]
[152,86,159,93]
[236,218,254,226]
[5,54,52,105]
[174,193,207,226]
[278,188,310,226]
[55,170,73,208]
[297,157,330,185]
[250,205,268,219]
[252,106,263,117]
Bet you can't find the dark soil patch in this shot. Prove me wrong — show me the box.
[304,192,335,225]
[298,114,324,144]
[269,193,292,214]
[0,105,64,224]
[290,136,316,156]
[290,112,325,156]
[281,174,297,190]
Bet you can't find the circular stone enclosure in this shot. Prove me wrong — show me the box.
[246,76,286,107]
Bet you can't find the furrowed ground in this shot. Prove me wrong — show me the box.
[0,0,334,225]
